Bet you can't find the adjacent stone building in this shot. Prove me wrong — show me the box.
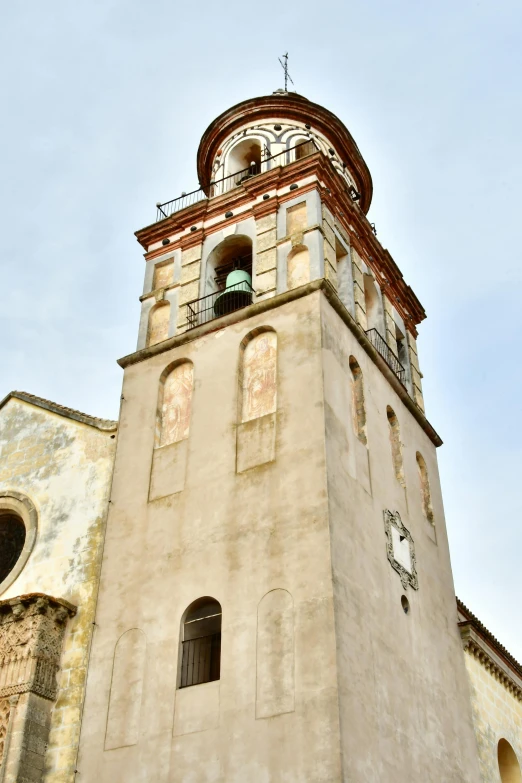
[0,392,116,782]
[0,91,520,782]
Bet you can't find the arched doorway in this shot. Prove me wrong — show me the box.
[498,739,522,783]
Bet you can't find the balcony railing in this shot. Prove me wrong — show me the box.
[156,139,319,222]
[365,328,406,383]
[180,633,221,688]
[186,280,255,330]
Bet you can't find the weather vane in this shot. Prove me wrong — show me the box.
[278,52,294,93]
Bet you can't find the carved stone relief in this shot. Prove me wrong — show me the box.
[0,594,75,778]
[0,594,76,701]
[0,697,10,765]
[383,510,418,590]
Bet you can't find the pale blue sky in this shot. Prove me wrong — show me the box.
[2,1,521,656]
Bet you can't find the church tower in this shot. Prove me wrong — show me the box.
[77,92,482,781]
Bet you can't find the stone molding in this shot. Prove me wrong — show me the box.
[384,510,418,590]
[458,618,522,702]
[0,390,117,432]
[0,594,76,701]
[118,280,443,447]
[137,152,425,335]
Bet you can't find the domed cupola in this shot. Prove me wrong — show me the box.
[197,91,373,214]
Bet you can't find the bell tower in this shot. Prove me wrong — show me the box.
[77,92,482,782]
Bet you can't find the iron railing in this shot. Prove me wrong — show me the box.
[365,328,406,383]
[180,633,221,688]
[156,139,319,221]
[186,280,255,329]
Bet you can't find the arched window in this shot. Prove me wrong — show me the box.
[416,452,434,523]
[147,302,170,347]
[349,357,366,444]
[241,331,277,423]
[0,512,26,585]
[363,273,384,334]
[287,244,310,289]
[387,406,405,487]
[0,492,37,594]
[204,235,253,298]
[179,598,222,688]
[498,739,522,783]
[227,138,262,184]
[157,362,194,448]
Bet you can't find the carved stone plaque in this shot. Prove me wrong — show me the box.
[384,510,418,590]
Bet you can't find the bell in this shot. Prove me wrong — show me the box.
[214,269,253,317]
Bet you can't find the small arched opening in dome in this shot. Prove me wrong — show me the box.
[226,138,262,185]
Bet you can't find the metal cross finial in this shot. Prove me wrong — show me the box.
[278,52,294,92]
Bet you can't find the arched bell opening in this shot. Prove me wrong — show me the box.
[204,235,253,318]
[226,138,262,185]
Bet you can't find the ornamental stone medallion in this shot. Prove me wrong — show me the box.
[384,510,418,590]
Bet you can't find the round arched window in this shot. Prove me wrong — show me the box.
[0,512,26,584]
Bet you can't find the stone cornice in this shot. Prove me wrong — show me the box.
[0,391,117,432]
[136,153,425,333]
[459,622,522,702]
[196,92,373,213]
[457,598,522,700]
[118,279,442,448]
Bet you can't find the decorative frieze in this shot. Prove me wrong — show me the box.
[0,594,76,702]
[459,622,522,702]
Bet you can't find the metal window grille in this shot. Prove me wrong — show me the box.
[180,633,221,688]
[156,139,319,221]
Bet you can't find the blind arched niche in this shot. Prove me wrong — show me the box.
[156,361,194,447]
[149,360,194,500]
[236,328,278,473]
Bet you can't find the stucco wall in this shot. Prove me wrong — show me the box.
[0,397,116,783]
[78,286,485,782]
[78,291,344,783]
[320,296,482,782]
[464,652,522,782]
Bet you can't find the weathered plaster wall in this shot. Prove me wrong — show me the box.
[320,297,482,782]
[464,652,522,782]
[77,291,343,783]
[0,398,116,783]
